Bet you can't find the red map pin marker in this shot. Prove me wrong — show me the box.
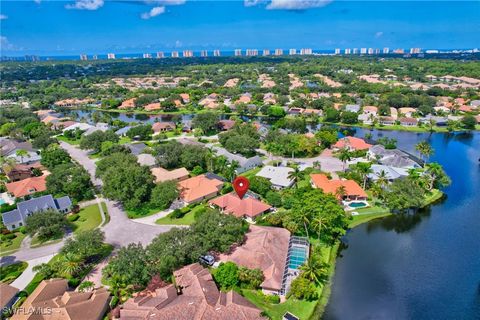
[233,176,250,200]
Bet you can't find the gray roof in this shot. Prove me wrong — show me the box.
[125,143,147,156]
[256,165,294,188]
[137,153,156,166]
[212,147,263,169]
[2,195,72,226]
[368,164,409,181]
[5,150,41,164]
[345,104,361,113]
[0,139,36,157]
[115,126,132,136]
[369,145,421,169]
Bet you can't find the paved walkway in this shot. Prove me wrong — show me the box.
[10,254,55,290]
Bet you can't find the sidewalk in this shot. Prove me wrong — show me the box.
[10,254,55,291]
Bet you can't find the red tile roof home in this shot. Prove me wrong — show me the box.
[218,119,236,131]
[144,102,161,111]
[151,167,189,183]
[152,122,176,133]
[119,98,136,109]
[219,225,290,294]
[52,121,77,131]
[11,278,110,320]
[458,105,472,112]
[363,106,378,113]
[454,98,466,105]
[209,193,271,219]
[179,93,190,103]
[118,263,263,320]
[178,174,223,204]
[6,174,48,198]
[41,115,60,125]
[5,162,44,182]
[236,94,251,104]
[310,173,367,200]
[333,136,372,151]
[0,283,19,309]
[399,117,418,126]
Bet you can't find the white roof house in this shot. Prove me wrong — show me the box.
[256,166,294,189]
[62,122,94,133]
[368,164,409,182]
[137,153,156,167]
[212,147,263,174]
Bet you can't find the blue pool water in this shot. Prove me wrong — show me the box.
[348,202,367,208]
[0,199,5,205]
[288,246,308,269]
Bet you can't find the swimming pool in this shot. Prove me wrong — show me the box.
[288,246,308,269]
[348,202,367,208]
[0,199,5,205]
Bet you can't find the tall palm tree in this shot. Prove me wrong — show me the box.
[225,160,239,182]
[424,162,445,191]
[313,160,322,171]
[287,167,303,188]
[335,185,347,200]
[298,209,310,238]
[59,253,83,277]
[356,163,373,189]
[299,257,328,285]
[415,141,434,166]
[338,148,351,172]
[376,170,389,189]
[205,147,216,172]
[311,216,327,241]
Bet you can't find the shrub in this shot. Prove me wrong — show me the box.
[169,209,185,219]
[18,226,27,234]
[68,278,80,287]
[3,233,17,240]
[266,294,280,304]
[67,214,80,222]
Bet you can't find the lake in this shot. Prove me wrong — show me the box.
[323,129,480,320]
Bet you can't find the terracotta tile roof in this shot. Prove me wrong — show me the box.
[178,174,223,203]
[6,174,48,198]
[52,121,77,130]
[310,173,367,199]
[179,93,190,102]
[151,167,189,183]
[41,115,60,124]
[209,193,271,219]
[152,122,175,132]
[144,102,161,111]
[363,106,378,113]
[399,117,418,124]
[0,283,19,309]
[333,136,372,150]
[119,98,136,109]
[458,105,472,112]
[218,120,235,131]
[119,263,263,320]
[11,278,109,320]
[219,225,290,292]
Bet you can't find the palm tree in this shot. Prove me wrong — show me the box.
[376,170,389,189]
[59,253,83,277]
[313,160,322,171]
[428,119,436,133]
[205,147,216,172]
[424,162,445,191]
[338,148,351,172]
[311,216,327,241]
[224,160,239,182]
[415,141,434,166]
[287,166,303,188]
[335,185,347,200]
[15,149,28,163]
[356,163,373,189]
[299,257,329,285]
[298,210,310,238]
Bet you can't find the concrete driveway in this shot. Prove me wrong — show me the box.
[10,254,56,290]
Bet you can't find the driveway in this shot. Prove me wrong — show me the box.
[10,254,56,290]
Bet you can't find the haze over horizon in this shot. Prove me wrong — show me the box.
[1,0,479,56]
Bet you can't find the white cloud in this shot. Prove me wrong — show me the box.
[65,0,104,10]
[244,0,264,7]
[141,6,165,19]
[375,31,384,38]
[0,36,23,51]
[0,14,7,20]
[33,0,41,4]
[175,40,182,48]
[267,0,332,10]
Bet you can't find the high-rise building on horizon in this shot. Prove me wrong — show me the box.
[274,49,283,56]
[234,49,242,56]
[300,48,312,55]
[213,50,221,57]
[383,47,390,54]
[353,48,358,54]
[360,48,367,54]
[367,48,374,54]
[246,49,258,56]
[92,55,98,60]
[263,49,270,56]
[289,48,297,55]
[107,53,116,59]
[375,48,380,54]
[334,48,341,55]
[410,47,421,54]
[80,54,88,61]
[171,51,179,58]
[156,52,164,58]
[201,50,208,57]
[183,50,193,57]
[344,48,351,54]
[143,53,152,58]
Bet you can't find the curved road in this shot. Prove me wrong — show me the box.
[1,142,173,266]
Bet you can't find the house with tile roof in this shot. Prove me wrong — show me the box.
[333,136,372,151]
[6,174,48,198]
[151,167,189,183]
[219,225,291,296]
[119,98,136,109]
[256,166,294,189]
[4,162,43,182]
[0,283,19,310]
[178,174,223,204]
[152,122,175,133]
[310,173,367,201]
[117,263,263,320]
[2,195,72,231]
[368,145,421,169]
[209,193,271,222]
[11,278,109,320]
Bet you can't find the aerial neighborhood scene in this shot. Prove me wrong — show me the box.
[0,1,479,320]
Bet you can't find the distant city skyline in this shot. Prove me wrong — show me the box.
[1,1,479,56]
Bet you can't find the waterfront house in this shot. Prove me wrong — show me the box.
[119,98,136,109]
[345,104,361,113]
[2,195,72,230]
[256,166,295,189]
[367,164,409,182]
[398,107,417,117]
[11,279,109,320]
[333,136,372,151]
[144,102,161,111]
[117,263,263,320]
[368,144,421,169]
[218,119,236,131]
[152,122,175,133]
[310,173,367,201]
[379,116,396,125]
[399,117,418,126]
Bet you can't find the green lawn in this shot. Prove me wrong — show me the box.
[72,204,103,233]
[127,205,164,219]
[421,189,443,207]
[30,236,62,248]
[0,232,26,256]
[56,135,81,145]
[101,202,110,225]
[156,209,196,225]
[0,261,28,283]
[349,210,392,228]
[240,167,262,180]
[119,136,132,144]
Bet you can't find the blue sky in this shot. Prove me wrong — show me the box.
[1,0,479,56]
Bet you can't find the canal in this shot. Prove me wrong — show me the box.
[323,129,480,320]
